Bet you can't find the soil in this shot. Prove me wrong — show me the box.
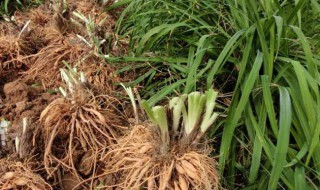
[1,78,58,159]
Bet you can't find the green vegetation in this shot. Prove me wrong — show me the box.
[107,0,320,189]
[0,0,42,16]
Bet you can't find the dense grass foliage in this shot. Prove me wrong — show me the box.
[107,0,320,189]
[0,0,42,16]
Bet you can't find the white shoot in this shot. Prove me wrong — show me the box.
[121,83,139,123]
[184,92,205,135]
[199,89,219,133]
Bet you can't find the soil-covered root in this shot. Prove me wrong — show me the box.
[40,85,124,183]
[0,30,49,73]
[0,35,33,72]
[22,37,121,90]
[79,58,122,93]
[100,125,219,190]
[0,5,54,73]
[23,37,91,89]
[0,159,52,190]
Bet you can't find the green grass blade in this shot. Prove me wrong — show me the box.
[268,87,292,190]
[285,143,308,168]
[273,16,283,57]
[4,0,9,13]
[136,23,188,55]
[206,30,245,88]
[219,52,263,173]
[184,35,211,93]
[294,166,307,190]
[147,79,186,106]
[261,75,278,136]
[292,61,316,131]
[290,26,318,78]
[248,104,267,183]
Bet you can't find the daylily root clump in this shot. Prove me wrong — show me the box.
[40,68,124,186]
[100,89,220,190]
[0,0,123,89]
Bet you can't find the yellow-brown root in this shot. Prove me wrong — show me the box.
[100,125,219,190]
[23,38,90,89]
[40,86,124,184]
[0,159,52,190]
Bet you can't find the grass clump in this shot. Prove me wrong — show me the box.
[107,0,320,189]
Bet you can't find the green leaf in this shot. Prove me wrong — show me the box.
[147,79,186,106]
[136,23,189,55]
[206,30,245,87]
[268,87,292,190]
[294,167,307,190]
[219,52,263,173]
[261,76,278,136]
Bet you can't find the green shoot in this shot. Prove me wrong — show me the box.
[142,101,169,145]
[152,106,169,145]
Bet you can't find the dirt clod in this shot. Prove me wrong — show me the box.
[3,80,29,102]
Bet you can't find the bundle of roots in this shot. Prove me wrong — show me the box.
[24,38,90,88]
[79,58,122,93]
[0,4,54,72]
[40,84,124,182]
[0,35,34,71]
[100,125,219,190]
[99,89,221,190]
[0,159,51,190]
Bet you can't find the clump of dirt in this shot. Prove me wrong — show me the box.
[1,80,57,121]
[0,159,52,190]
[3,80,29,103]
[0,80,58,159]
